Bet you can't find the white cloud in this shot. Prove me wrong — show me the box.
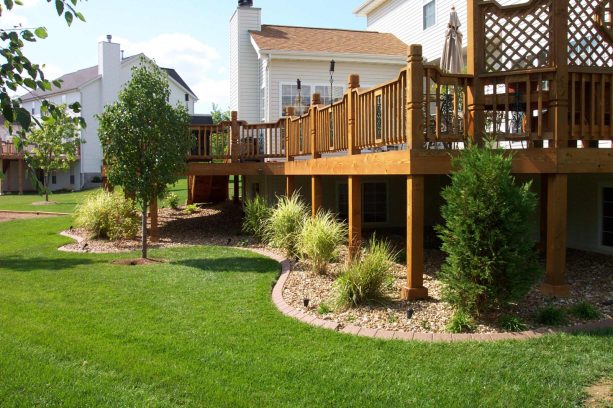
[106,33,228,113]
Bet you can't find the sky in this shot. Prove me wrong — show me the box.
[4,0,367,114]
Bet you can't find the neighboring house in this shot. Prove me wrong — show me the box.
[7,37,198,192]
[230,0,407,123]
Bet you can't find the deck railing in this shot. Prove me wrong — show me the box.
[187,0,613,163]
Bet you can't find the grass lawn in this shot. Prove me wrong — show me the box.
[0,178,188,213]
[0,216,611,407]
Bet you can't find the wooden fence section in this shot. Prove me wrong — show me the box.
[186,0,613,163]
[0,141,21,159]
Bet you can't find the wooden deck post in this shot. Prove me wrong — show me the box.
[18,159,24,194]
[541,173,570,297]
[539,174,548,253]
[286,107,295,162]
[311,175,322,218]
[406,44,424,150]
[150,195,159,243]
[311,93,320,160]
[186,175,194,205]
[285,176,295,198]
[347,74,360,155]
[467,0,485,145]
[230,111,239,163]
[348,175,361,258]
[401,175,428,300]
[550,0,570,148]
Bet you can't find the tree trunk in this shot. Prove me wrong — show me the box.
[141,198,148,259]
[44,171,49,202]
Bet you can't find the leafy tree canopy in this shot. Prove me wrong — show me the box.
[1,0,86,136]
[210,103,230,124]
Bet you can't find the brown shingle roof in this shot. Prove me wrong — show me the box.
[249,25,407,57]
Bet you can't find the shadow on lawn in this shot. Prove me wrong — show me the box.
[0,255,99,272]
[174,255,277,274]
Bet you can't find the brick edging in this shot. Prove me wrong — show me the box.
[240,246,613,342]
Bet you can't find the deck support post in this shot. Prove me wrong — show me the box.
[311,93,321,160]
[541,173,570,297]
[187,175,194,205]
[401,175,428,300]
[18,159,24,194]
[311,175,322,218]
[285,176,295,198]
[551,0,569,148]
[539,174,548,253]
[150,195,158,243]
[406,44,424,149]
[348,175,361,258]
[467,0,485,145]
[230,111,239,163]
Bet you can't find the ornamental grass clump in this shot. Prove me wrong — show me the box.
[332,237,396,309]
[242,195,271,241]
[436,142,540,316]
[74,190,139,241]
[265,194,308,257]
[297,210,347,274]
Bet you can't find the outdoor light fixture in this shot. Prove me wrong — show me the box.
[406,307,414,319]
[296,78,302,116]
[296,78,301,90]
[303,298,310,307]
[329,60,335,103]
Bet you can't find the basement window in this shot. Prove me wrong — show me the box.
[603,187,613,247]
[363,182,387,223]
[51,172,57,185]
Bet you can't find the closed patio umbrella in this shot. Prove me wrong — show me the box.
[440,6,464,73]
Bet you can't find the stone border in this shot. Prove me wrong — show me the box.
[245,247,613,342]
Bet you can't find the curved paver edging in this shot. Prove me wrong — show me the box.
[243,247,613,342]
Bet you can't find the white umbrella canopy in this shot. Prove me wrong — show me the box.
[440,6,464,73]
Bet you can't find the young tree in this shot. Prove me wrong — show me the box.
[436,142,540,315]
[98,59,192,259]
[22,105,81,201]
[210,103,230,124]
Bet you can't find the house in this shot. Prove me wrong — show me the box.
[0,36,198,194]
[187,0,613,301]
[230,0,407,123]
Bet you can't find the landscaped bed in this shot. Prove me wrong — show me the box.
[60,202,613,334]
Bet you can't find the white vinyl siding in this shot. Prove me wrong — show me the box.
[423,0,436,30]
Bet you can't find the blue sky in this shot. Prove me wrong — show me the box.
[5,0,367,113]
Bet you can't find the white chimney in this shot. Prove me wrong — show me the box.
[98,36,122,107]
[230,2,261,122]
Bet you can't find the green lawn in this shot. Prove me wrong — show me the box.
[0,178,188,213]
[0,216,611,407]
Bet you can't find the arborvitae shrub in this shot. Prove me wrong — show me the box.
[242,195,271,241]
[297,210,347,274]
[265,194,308,257]
[436,143,540,315]
[74,190,139,241]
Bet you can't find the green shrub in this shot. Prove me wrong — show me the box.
[535,305,567,326]
[436,142,540,315]
[184,204,199,215]
[265,194,308,257]
[446,310,475,333]
[242,195,271,241]
[74,190,139,241]
[297,210,347,274]
[332,237,396,308]
[317,303,331,315]
[165,192,180,210]
[569,302,601,320]
[498,314,527,332]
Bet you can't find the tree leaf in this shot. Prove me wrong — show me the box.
[55,0,63,16]
[34,27,48,39]
[64,11,73,26]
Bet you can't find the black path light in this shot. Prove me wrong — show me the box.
[329,60,335,103]
[296,78,302,115]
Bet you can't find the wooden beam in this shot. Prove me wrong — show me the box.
[541,173,570,297]
[311,175,322,218]
[348,175,361,258]
[285,175,295,198]
[401,175,428,300]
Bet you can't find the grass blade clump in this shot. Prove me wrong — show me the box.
[265,194,308,257]
[242,195,271,241]
[333,237,396,308]
[74,190,139,240]
[297,210,347,274]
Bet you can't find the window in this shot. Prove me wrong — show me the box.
[51,172,57,185]
[423,0,436,30]
[337,183,348,221]
[252,183,260,198]
[363,182,387,223]
[603,187,613,247]
[313,85,345,105]
[281,84,311,116]
[70,174,75,185]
